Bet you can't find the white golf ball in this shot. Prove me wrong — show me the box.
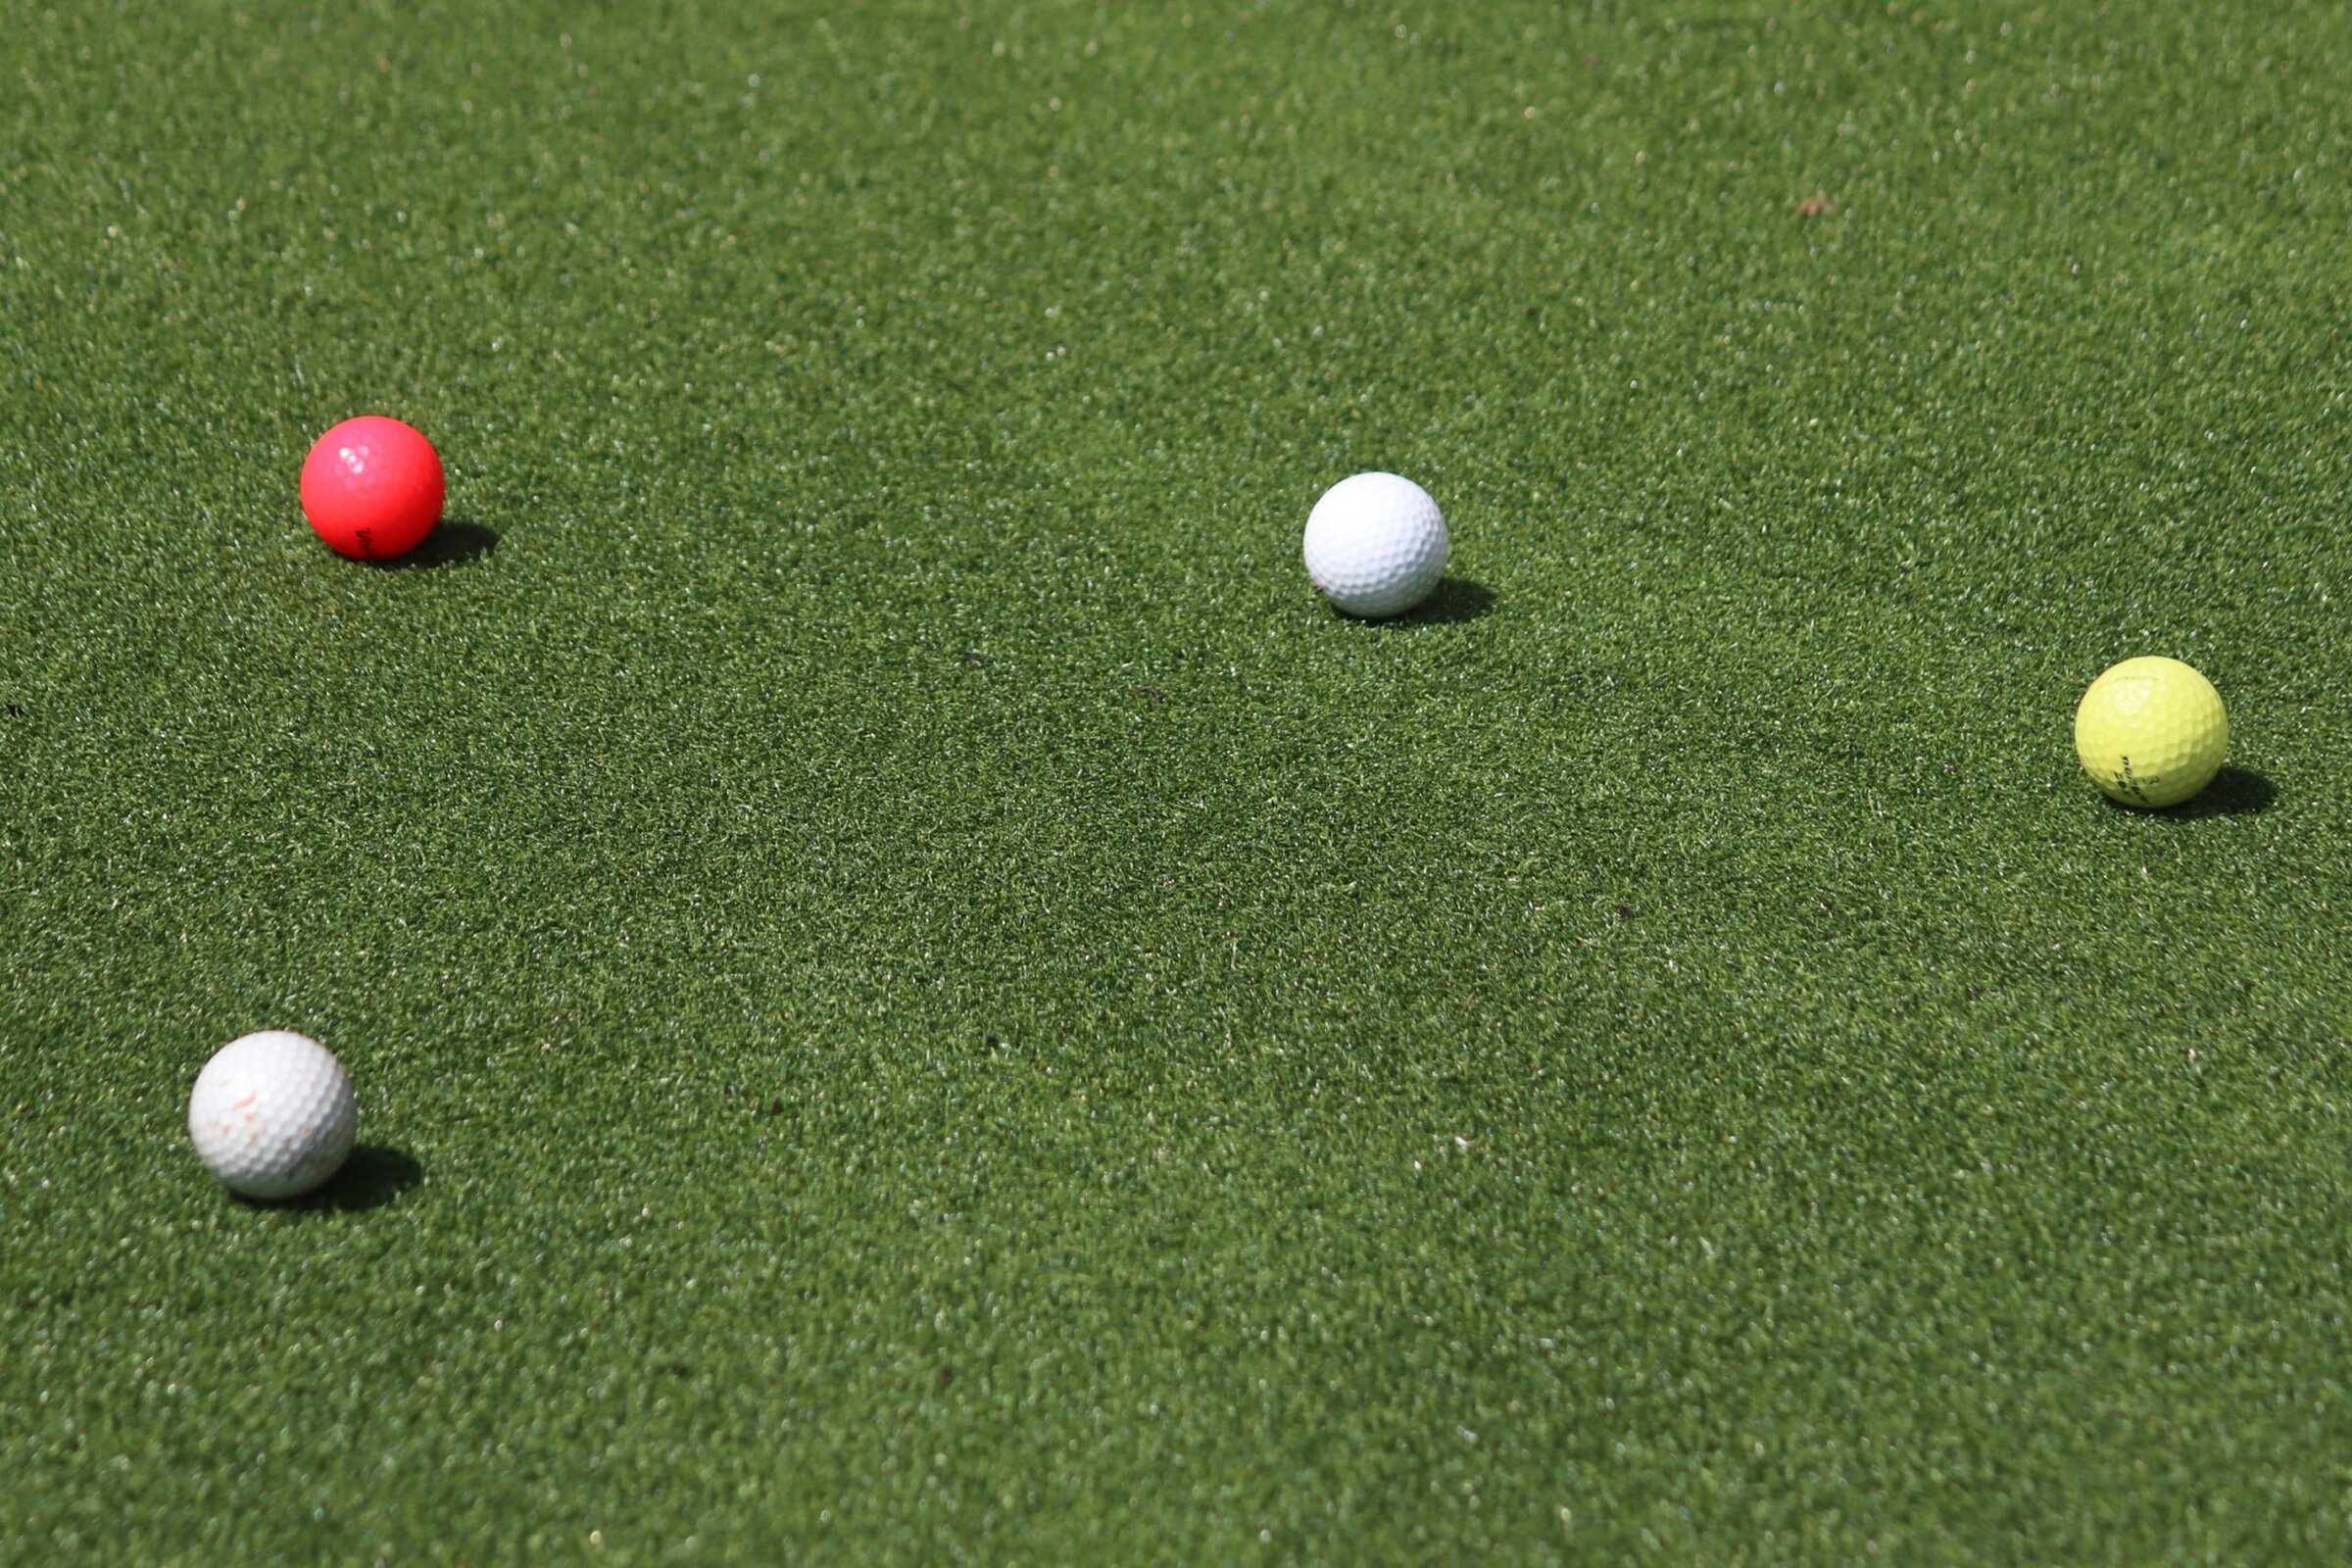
[187,1030,359,1200]
[1301,471,1449,618]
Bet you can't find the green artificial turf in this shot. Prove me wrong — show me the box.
[6,0,2352,1560]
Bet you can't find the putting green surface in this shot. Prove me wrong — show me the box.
[6,1,2352,1560]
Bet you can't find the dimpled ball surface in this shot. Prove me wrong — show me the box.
[187,1030,360,1200]
[300,416,445,561]
[2073,656,2230,808]
[1301,471,1449,618]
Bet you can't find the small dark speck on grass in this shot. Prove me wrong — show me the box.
[1615,905,1636,920]
[273,1145,422,1213]
[1966,985,1983,1001]
[2101,766,2277,820]
[1376,576,1496,627]
[764,1099,787,1117]
[938,1364,956,1390]
[361,519,500,571]
[1132,683,1165,706]
[4,702,24,719]
[666,1362,692,1379]
[958,651,986,667]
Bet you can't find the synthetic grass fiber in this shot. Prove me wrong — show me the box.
[6,1,2352,1561]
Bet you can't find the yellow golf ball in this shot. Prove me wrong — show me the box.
[2073,657,2229,808]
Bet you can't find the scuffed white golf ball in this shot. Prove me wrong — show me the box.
[1302,471,1449,618]
[187,1030,358,1200]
